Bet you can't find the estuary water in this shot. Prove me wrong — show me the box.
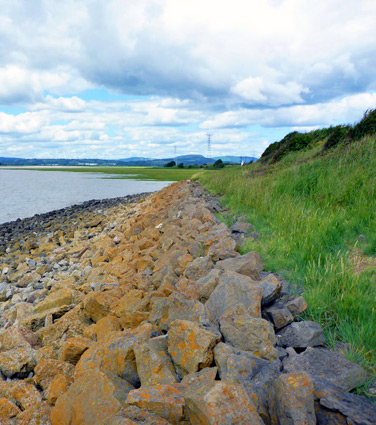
[0,168,172,225]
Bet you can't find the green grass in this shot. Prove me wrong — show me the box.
[7,166,203,181]
[197,136,376,383]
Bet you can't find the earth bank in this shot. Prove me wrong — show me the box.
[0,180,375,425]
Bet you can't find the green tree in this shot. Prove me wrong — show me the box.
[164,161,176,167]
[213,159,225,168]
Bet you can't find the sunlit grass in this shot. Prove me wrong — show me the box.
[6,166,205,181]
[198,137,376,378]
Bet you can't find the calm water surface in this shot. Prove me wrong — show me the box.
[0,169,173,224]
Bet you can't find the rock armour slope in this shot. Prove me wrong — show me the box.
[0,180,375,425]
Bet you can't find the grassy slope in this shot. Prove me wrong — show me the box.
[5,166,202,181]
[198,136,376,383]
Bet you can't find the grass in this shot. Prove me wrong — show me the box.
[197,136,376,387]
[6,166,203,181]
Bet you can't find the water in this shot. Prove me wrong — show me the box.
[0,169,173,224]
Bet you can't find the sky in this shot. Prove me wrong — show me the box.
[1,0,376,159]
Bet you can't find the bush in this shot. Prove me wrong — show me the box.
[177,163,184,168]
[213,159,225,168]
[164,161,176,167]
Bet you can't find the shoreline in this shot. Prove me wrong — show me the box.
[0,192,151,255]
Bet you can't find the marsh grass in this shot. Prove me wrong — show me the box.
[198,136,376,379]
[8,166,202,181]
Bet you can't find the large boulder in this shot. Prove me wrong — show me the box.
[167,319,219,377]
[219,312,278,360]
[276,321,325,348]
[185,380,264,425]
[205,270,261,324]
[133,335,178,386]
[283,347,368,391]
[50,368,134,425]
[274,372,316,425]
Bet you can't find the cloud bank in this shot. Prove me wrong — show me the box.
[0,0,376,158]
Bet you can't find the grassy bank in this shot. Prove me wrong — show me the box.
[6,166,202,181]
[198,136,376,383]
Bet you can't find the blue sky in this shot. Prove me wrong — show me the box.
[0,0,376,159]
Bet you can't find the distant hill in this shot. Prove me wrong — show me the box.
[212,156,258,163]
[0,153,258,167]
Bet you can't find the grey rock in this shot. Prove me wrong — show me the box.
[230,221,254,234]
[263,296,308,330]
[314,377,376,425]
[259,273,282,306]
[277,321,325,348]
[205,270,261,324]
[215,251,264,280]
[183,256,214,280]
[275,371,316,425]
[196,268,223,303]
[283,347,369,391]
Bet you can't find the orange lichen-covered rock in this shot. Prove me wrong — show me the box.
[274,372,316,425]
[133,335,177,386]
[46,374,70,405]
[167,319,219,376]
[15,401,52,425]
[82,291,119,323]
[11,381,42,410]
[0,396,21,419]
[94,315,122,340]
[215,251,264,279]
[50,368,134,425]
[34,359,74,391]
[185,381,264,425]
[58,336,92,364]
[114,289,150,329]
[74,323,155,387]
[126,384,186,424]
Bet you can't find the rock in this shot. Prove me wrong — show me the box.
[205,270,261,324]
[183,256,214,280]
[283,347,369,391]
[50,368,134,425]
[34,359,74,391]
[47,374,70,405]
[230,221,254,234]
[220,312,278,360]
[196,269,223,303]
[314,377,376,425]
[149,297,170,331]
[11,381,42,410]
[14,401,52,425]
[82,291,119,323]
[58,336,93,364]
[33,288,74,314]
[0,346,37,378]
[0,396,21,419]
[114,289,150,329]
[185,380,264,425]
[74,323,155,386]
[94,315,122,340]
[0,323,41,350]
[133,335,178,386]
[126,384,186,424]
[101,405,172,425]
[207,237,238,262]
[16,271,41,288]
[263,296,308,330]
[214,342,281,423]
[215,251,263,280]
[181,366,218,386]
[259,274,282,306]
[274,372,316,425]
[167,319,219,376]
[276,321,325,348]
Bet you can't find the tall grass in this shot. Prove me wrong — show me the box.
[198,137,376,376]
